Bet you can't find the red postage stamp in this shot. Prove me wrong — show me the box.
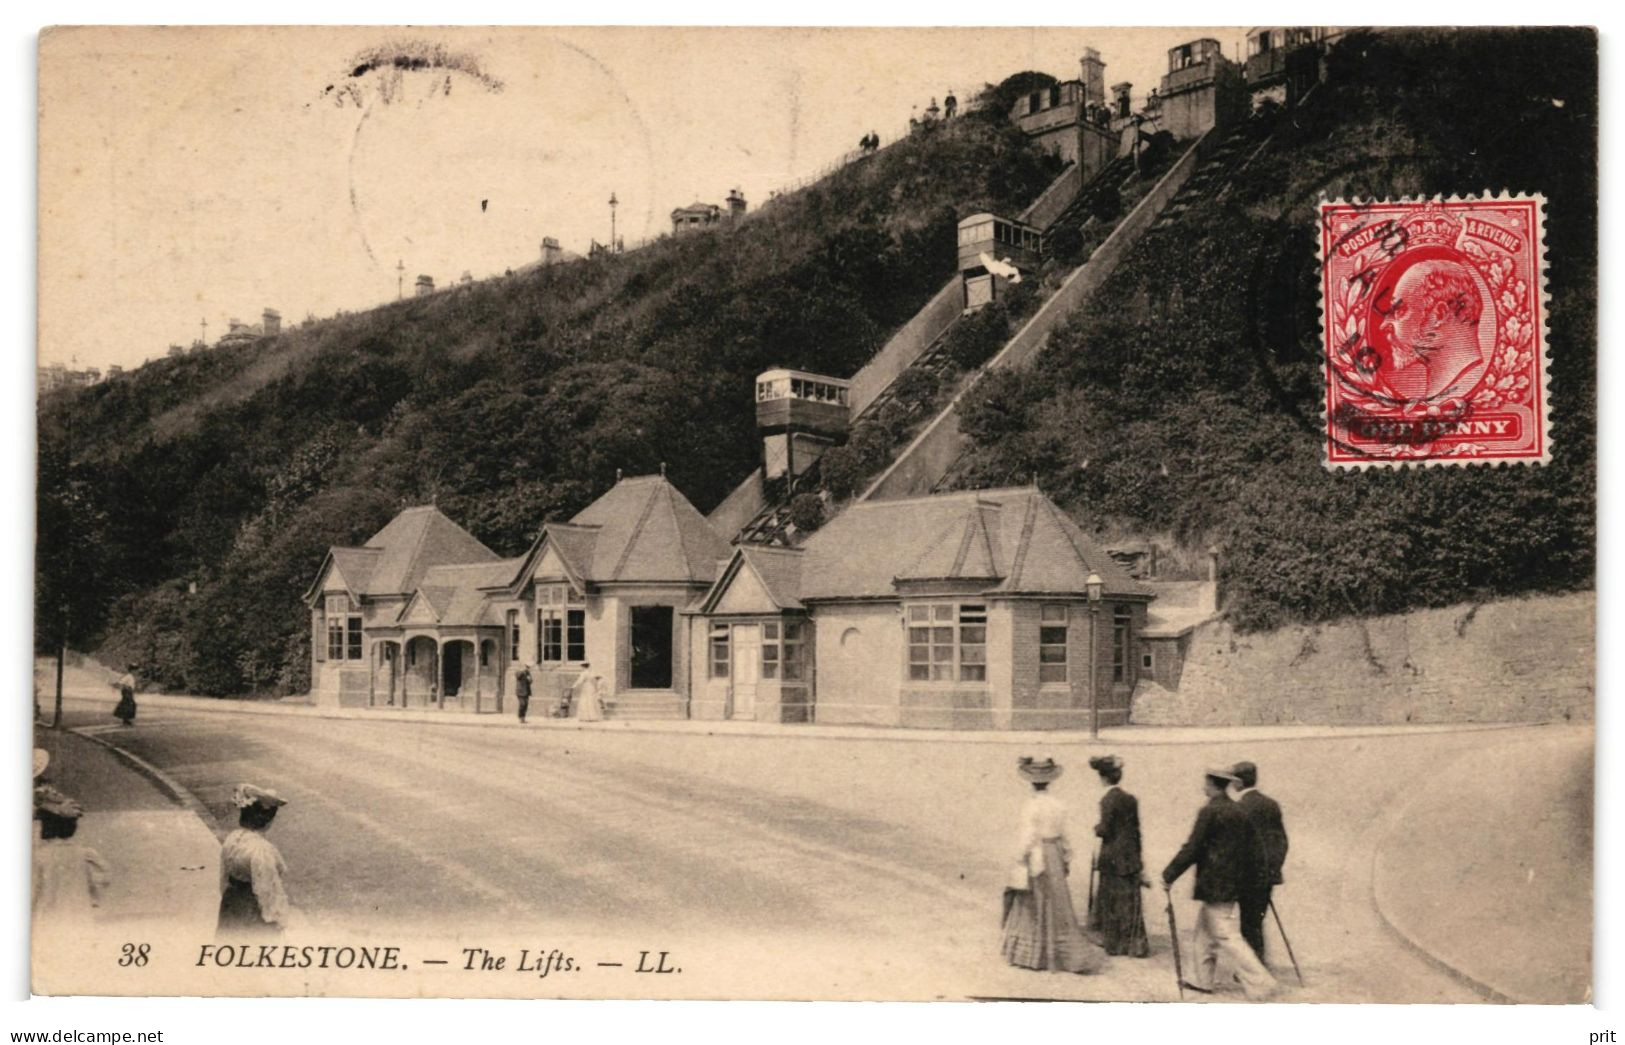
[1319,193,1549,468]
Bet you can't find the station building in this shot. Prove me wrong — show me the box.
[306,465,1168,730]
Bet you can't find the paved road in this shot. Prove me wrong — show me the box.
[46,695,1588,1002]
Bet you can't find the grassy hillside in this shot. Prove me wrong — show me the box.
[38,115,1061,695]
[950,28,1596,631]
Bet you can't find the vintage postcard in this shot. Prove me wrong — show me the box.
[32,25,1595,1003]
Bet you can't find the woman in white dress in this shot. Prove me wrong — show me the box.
[1000,756,1104,974]
[572,664,604,722]
[217,784,292,937]
[33,789,110,927]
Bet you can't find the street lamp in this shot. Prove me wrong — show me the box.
[608,192,619,253]
[1086,572,1104,739]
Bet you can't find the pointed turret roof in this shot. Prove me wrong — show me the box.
[510,474,730,589]
[305,505,499,604]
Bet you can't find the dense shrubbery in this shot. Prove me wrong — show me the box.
[951,28,1596,631]
[38,117,1062,694]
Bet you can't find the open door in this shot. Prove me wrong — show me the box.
[630,606,674,689]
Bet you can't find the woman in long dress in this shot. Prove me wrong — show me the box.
[33,788,110,927]
[217,784,292,937]
[1089,754,1151,957]
[572,664,603,722]
[111,664,138,726]
[1000,756,1103,973]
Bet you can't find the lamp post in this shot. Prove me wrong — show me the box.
[1086,572,1104,739]
[608,192,619,253]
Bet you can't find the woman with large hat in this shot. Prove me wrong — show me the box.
[217,784,293,936]
[1000,756,1104,974]
[111,664,138,727]
[33,787,110,927]
[1088,754,1151,957]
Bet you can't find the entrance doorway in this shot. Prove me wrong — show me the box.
[441,641,465,698]
[731,624,760,720]
[630,606,674,689]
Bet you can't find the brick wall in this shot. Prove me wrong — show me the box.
[1131,592,1594,725]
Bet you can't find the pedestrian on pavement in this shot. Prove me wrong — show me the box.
[572,664,604,722]
[111,664,139,726]
[1230,760,1289,963]
[33,788,111,927]
[217,784,293,937]
[1089,754,1151,957]
[1162,768,1277,1001]
[515,667,533,724]
[1000,756,1104,974]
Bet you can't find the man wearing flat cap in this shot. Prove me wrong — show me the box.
[1162,768,1276,1000]
[1231,761,1288,963]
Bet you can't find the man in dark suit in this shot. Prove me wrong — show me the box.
[1163,768,1277,1000]
[1231,760,1288,962]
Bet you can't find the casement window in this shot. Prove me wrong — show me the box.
[1113,605,1132,682]
[324,594,361,661]
[709,624,730,679]
[537,585,587,663]
[761,622,780,679]
[1039,604,1069,684]
[906,603,986,683]
[780,621,805,681]
[507,610,520,661]
[540,610,586,663]
[1142,651,1155,671]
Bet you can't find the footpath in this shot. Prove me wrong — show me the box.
[55,685,1543,748]
[31,727,220,946]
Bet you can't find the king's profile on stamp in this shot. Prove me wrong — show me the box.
[1321,194,1549,468]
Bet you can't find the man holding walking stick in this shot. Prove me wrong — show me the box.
[1162,767,1278,1001]
[1231,760,1289,964]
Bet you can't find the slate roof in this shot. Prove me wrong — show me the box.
[513,475,730,588]
[400,559,522,627]
[798,487,1151,602]
[698,546,807,613]
[306,506,499,604]
[363,506,500,594]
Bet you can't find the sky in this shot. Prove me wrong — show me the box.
[37,25,1249,370]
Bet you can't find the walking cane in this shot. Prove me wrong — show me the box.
[1087,848,1098,926]
[1163,885,1185,1000]
[1269,898,1305,986]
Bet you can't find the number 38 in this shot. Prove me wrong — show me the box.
[118,942,151,967]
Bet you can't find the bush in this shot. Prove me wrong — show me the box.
[788,493,826,534]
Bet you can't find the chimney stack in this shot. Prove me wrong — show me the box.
[1081,48,1107,109]
[415,274,435,296]
[726,188,747,221]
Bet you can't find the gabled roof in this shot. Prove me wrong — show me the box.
[397,560,520,628]
[363,506,500,594]
[698,546,806,614]
[329,548,382,595]
[511,475,730,589]
[798,487,1150,602]
[305,505,499,606]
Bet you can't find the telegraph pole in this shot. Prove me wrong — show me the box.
[396,259,406,300]
[609,192,619,254]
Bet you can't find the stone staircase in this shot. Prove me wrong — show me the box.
[603,690,686,720]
